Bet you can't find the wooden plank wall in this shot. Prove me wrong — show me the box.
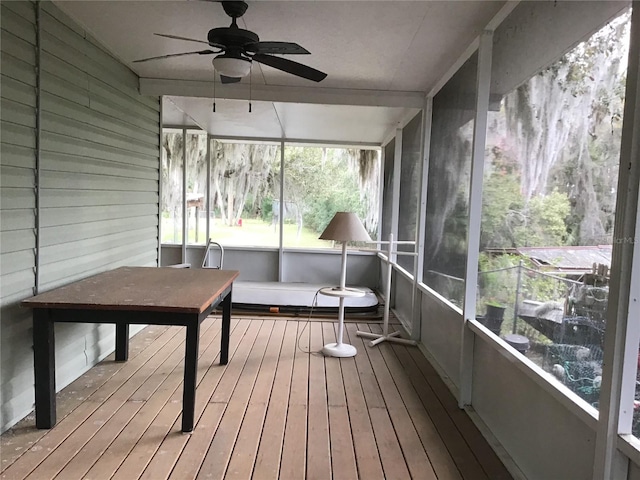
[0,0,161,432]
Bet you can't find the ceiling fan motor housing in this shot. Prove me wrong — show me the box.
[207,27,259,51]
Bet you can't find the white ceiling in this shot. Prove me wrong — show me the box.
[55,0,506,144]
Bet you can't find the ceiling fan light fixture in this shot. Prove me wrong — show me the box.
[212,55,251,78]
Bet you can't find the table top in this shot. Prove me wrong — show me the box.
[21,267,239,314]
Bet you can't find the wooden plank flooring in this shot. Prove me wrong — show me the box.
[0,316,513,480]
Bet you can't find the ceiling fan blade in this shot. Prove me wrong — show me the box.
[133,49,219,63]
[154,33,213,45]
[252,53,327,82]
[220,75,242,84]
[245,42,310,55]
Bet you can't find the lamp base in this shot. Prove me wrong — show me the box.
[322,342,357,358]
[356,330,417,347]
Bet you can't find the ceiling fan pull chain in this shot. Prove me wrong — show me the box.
[213,73,216,113]
[249,68,252,113]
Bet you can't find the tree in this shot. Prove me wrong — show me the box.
[162,132,185,241]
[522,191,571,246]
[481,147,524,248]
[163,137,379,239]
[210,141,279,226]
[284,147,367,236]
[501,11,629,246]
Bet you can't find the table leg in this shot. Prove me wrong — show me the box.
[220,288,232,365]
[33,309,56,429]
[115,323,129,361]
[182,320,200,432]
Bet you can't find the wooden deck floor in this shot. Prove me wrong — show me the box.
[0,316,513,480]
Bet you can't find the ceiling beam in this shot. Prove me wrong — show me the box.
[139,78,425,108]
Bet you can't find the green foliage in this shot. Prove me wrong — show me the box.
[481,161,571,249]
[442,190,471,265]
[306,192,363,234]
[494,12,629,248]
[521,269,568,304]
[260,197,273,222]
[478,253,520,306]
[478,252,566,303]
[478,252,569,340]
[481,152,524,248]
[284,147,367,235]
[523,190,571,246]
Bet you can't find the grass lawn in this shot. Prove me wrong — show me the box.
[162,217,331,248]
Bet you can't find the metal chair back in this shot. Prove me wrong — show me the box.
[202,238,224,269]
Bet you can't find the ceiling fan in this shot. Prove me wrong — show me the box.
[134,0,327,84]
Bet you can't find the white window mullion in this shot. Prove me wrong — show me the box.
[278,140,285,281]
[594,5,640,477]
[414,98,432,285]
[619,206,640,435]
[616,4,640,439]
[205,135,211,244]
[459,31,493,407]
[391,129,402,265]
[157,99,163,266]
[377,146,386,244]
[181,127,187,263]
[411,98,433,341]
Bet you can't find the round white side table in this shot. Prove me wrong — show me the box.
[319,287,365,357]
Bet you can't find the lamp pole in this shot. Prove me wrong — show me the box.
[339,241,348,290]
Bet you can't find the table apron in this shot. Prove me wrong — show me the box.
[36,308,205,326]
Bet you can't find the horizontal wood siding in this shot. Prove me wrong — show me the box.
[37,0,160,390]
[0,0,161,432]
[0,0,37,432]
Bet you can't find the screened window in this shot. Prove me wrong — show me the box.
[209,140,281,247]
[381,139,395,242]
[282,145,379,249]
[161,129,184,244]
[185,131,207,245]
[161,140,379,250]
[397,113,422,273]
[423,53,478,306]
[477,8,631,417]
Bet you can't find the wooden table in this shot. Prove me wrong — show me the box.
[21,266,239,433]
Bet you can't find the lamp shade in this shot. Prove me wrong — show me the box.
[212,55,251,78]
[319,212,371,242]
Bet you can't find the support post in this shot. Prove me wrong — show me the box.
[459,30,493,407]
[513,260,523,334]
[593,5,640,478]
[182,127,187,262]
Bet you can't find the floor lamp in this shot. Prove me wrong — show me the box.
[319,212,371,357]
